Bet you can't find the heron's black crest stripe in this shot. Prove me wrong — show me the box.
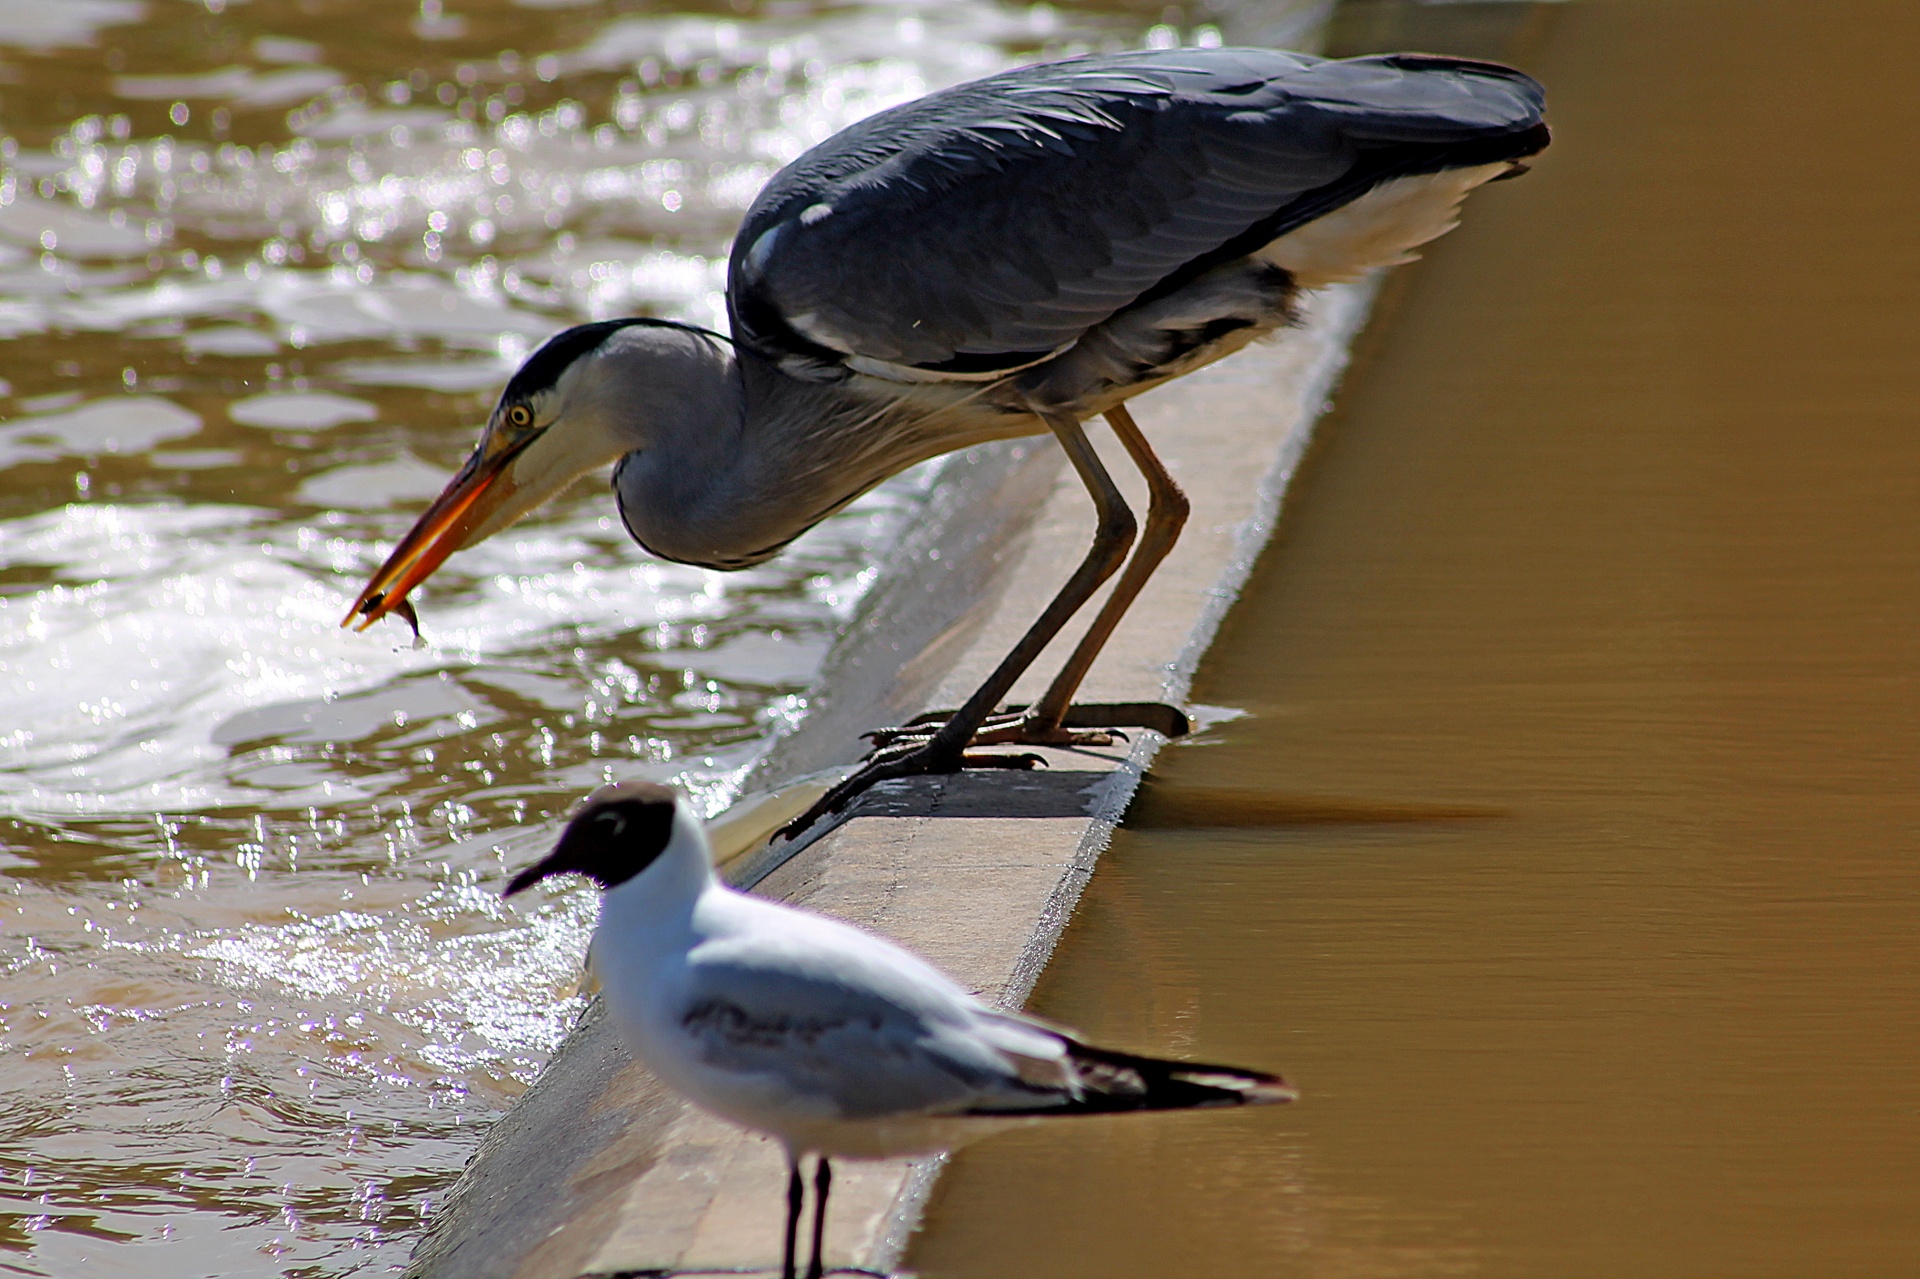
[503,319,733,404]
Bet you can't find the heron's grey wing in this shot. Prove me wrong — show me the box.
[729,48,1546,371]
[675,962,1058,1120]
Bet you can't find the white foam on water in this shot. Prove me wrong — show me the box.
[185,876,598,1078]
[228,391,379,429]
[0,397,202,467]
[293,453,450,508]
[0,500,388,814]
[0,0,144,51]
[0,494,799,816]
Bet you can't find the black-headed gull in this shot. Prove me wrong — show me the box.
[506,780,1295,1279]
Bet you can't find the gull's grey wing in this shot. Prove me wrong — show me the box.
[729,48,1547,373]
[673,960,1063,1121]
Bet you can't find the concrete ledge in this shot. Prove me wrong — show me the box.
[405,283,1374,1279]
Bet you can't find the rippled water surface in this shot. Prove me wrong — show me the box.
[0,0,1214,1271]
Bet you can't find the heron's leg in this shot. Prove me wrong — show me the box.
[805,1156,832,1279]
[915,408,1137,759]
[780,410,1137,839]
[783,1155,804,1279]
[1022,403,1190,733]
[864,404,1192,749]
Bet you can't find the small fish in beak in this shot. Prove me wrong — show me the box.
[341,424,531,634]
[385,595,422,643]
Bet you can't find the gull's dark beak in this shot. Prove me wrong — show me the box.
[503,845,575,897]
[503,781,682,898]
[340,432,527,633]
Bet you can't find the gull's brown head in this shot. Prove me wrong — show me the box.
[341,319,657,634]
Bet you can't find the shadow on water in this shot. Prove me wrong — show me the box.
[1127,774,1509,828]
[913,1,1920,1275]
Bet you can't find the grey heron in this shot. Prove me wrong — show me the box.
[343,47,1548,835]
[503,780,1294,1279]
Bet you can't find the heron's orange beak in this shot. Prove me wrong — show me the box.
[340,437,525,633]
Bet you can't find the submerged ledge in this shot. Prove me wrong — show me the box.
[404,282,1376,1279]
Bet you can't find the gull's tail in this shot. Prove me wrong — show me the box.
[972,1038,1297,1117]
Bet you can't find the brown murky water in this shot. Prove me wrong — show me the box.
[914,1,1920,1275]
[0,0,1258,1272]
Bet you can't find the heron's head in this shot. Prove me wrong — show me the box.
[342,318,731,632]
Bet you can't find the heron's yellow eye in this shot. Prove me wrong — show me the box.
[506,404,534,429]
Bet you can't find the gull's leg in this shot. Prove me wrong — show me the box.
[805,1156,832,1279]
[780,409,1137,839]
[1020,403,1191,736]
[783,1155,805,1279]
[864,403,1192,749]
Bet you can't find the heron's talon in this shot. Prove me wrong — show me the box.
[778,744,1054,841]
[959,751,1047,770]
[863,710,1026,749]
[861,714,1119,754]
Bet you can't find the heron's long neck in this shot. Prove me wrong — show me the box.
[615,349,905,570]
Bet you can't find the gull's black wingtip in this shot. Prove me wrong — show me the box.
[1065,1042,1300,1111]
[972,1040,1298,1117]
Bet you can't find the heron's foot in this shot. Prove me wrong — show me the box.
[778,741,1046,842]
[864,701,1189,750]
[862,710,1115,751]
[964,713,1121,749]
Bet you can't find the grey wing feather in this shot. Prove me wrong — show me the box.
[729,48,1546,371]
[677,964,1051,1120]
